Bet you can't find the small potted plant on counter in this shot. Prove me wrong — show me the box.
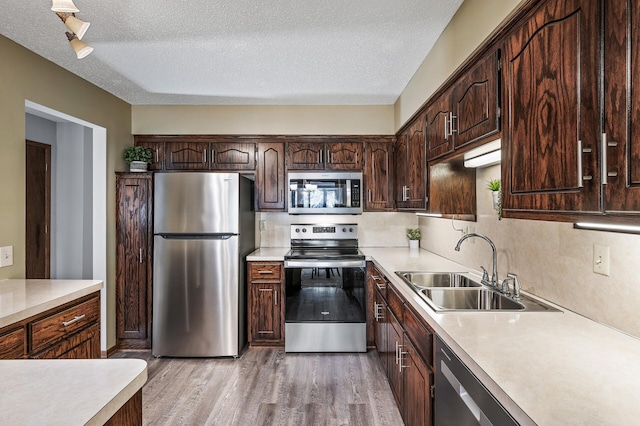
[406,228,421,249]
[123,146,153,172]
[487,178,501,219]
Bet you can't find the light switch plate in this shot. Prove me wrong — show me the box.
[593,244,610,276]
[0,246,13,267]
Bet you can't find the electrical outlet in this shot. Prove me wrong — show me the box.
[259,220,266,231]
[593,244,610,276]
[0,246,13,267]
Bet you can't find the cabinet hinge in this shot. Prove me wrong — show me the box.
[497,106,501,119]
[45,163,48,173]
[430,385,435,398]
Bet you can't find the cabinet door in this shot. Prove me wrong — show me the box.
[603,0,640,213]
[256,142,285,210]
[0,327,25,359]
[136,141,164,171]
[406,116,428,210]
[116,174,152,348]
[165,142,209,170]
[286,142,325,170]
[503,0,600,215]
[402,335,433,426]
[453,49,501,149]
[249,283,282,343]
[32,323,100,359]
[364,141,394,211]
[373,289,387,368]
[387,309,404,411]
[326,142,362,170]
[394,131,408,208]
[211,142,256,170]
[425,94,453,161]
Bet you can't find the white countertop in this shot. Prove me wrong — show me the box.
[247,246,640,425]
[0,279,103,328]
[246,247,290,261]
[0,358,148,425]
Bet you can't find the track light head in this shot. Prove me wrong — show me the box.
[56,12,90,40]
[51,0,79,13]
[65,31,93,59]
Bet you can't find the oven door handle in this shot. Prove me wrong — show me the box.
[284,260,366,268]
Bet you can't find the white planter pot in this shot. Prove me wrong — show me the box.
[129,161,148,172]
[492,190,500,211]
[409,239,419,249]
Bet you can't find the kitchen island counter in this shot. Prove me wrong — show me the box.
[363,247,640,426]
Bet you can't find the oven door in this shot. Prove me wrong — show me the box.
[284,263,366,352]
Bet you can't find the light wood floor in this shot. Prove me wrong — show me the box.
[113,348,404,426]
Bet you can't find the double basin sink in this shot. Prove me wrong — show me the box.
[395,272,559,312]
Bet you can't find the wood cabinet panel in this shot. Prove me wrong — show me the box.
[425,93,453,160]
[387,308,404,411]
[387,284,404,324]
[0,327,25,359]
[116,173,152,349]
[31,323,100,360]
[135,141,164,171]
[403,305,434,369]
[428,158,476,216]
[453,49,501,149]
[364,141,394,211]
[248,262,284,346]
[326,142,362,170]
[503,0,600,214]
[211,142,256,170]
[396,116,427,210]
[286,142,325,170]
[30,296,100,353]
[603,0,640,214]
[105,390,143,426]
[256,142,285,211]
[402,335,433,426]
[165,142,209,170]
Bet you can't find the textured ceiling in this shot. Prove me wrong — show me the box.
[1,0,463,105]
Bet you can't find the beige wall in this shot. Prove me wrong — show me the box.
[394,0,526,130]
[132,105,395,135]
[0,35,132,349]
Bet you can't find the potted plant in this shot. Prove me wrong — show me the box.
[406,228,421,249]
[487,179,501,218]
[123,146,153,172]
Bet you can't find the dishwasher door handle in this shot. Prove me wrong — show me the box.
[441,361,482,422]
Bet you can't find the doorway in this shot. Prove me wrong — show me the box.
[25,140,51,278]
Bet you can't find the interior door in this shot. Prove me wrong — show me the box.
[26,140,51,278]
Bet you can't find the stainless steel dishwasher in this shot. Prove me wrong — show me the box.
[435,335,519,425]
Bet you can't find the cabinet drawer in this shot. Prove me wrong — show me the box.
[387,283,404,323]
[403,305,434,368]
[0,327,26,359]
[250,263,282,281]
[370,266,388,300]
[30,296,100,352]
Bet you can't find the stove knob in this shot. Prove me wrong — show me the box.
[349,227,354,233]
[342,227,347,233]
[302,228,307,233]
[294,228,300,233]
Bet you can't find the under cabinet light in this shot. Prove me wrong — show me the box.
[574,222,640,235]
[463,139,501,168]
[416,213,443,218]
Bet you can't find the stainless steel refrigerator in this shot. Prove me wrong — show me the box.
[152,172,255,357]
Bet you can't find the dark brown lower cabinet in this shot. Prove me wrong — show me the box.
[370,263,435,426]
[0,327,26,359]
[32,323,100,359]
[247,262,284,345]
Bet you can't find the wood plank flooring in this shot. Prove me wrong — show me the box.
[113,348,404,426]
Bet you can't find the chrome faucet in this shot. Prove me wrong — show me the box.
[501,273,521,300]
[454,233,499,291]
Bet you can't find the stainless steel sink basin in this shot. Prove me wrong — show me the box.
[395,271,561,312]
[395,272,481,288]
[422,288,524,310]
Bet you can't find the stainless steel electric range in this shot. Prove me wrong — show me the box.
[284,224,367,352]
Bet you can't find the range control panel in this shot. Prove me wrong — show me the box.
[290,224,358,240]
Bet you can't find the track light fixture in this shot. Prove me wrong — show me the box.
[52,1,94,59]
[56,12,90,40]
[51,0,79,13]
[66,32,93,59]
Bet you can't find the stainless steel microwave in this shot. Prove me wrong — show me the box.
[288,172,363,214]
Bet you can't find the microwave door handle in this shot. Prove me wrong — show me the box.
[346,180,352,207]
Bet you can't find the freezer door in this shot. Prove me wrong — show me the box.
[152,235,241,357]
[154,172,240,234]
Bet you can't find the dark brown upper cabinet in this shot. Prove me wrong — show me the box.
[603,0,640,215]
[428,157,476,217]
[426,50,501,161]
[255,142,286,211]
[135,140,164,171]
[210,142,256,170]
[364,141,394,211]
[502,0,600,217]
[165,141,209,170]
[286,141,363,171]
[395,116,427,210]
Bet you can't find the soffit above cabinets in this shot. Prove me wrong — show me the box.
[0,0,462,106]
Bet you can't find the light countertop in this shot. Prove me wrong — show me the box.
[247,246,640,425]
[0,358,148,425]
[246,247,290,261]
[0,279,103,328]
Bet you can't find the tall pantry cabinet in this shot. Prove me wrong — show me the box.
[115,172,153,349]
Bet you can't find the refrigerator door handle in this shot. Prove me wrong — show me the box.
[157,234,234,240]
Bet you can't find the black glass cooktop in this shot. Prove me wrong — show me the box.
[285,247,365,260]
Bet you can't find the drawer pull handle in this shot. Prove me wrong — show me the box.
[376,282,386,291]
[62,314,86,327]
[258,270,273,274]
